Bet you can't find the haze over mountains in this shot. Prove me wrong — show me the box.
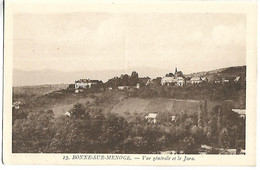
[13,67,169,87]
[13,65,246,87]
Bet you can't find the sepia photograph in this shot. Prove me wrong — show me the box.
[3,0,257,166]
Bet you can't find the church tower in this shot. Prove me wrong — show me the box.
[175,67,178,78]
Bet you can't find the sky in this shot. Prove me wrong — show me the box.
[13,13,246,75]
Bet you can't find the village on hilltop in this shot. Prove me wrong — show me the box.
[69,67,243,93]
[12,66,247,155]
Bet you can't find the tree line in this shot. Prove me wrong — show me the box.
[13,102,245,154]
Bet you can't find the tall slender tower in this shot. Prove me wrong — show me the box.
[175,67,178,78]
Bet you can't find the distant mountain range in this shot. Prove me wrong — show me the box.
[13,67,169,87]
[185,65,246,78]
[13,66,246,87]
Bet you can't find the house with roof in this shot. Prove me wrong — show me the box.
[161,76,176,86]
[64,111,71,117]
[118,86,130,90]
[161,67,185,86]
[221,77,230,83]
[207,75,221,83]
[232,109,246,118]
[201,77,208,82]
[176,77,185,86]
[234,76,241,82]
[75,79,102,89]
[185,77,192,84]
[190,77,202,84]
[145,113,158,123]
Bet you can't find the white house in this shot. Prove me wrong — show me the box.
[171,115,176,121]
[75,79,102,89]
[118,86,130,90]
[201,77,208,82]
[222,78,230,83]
[64,111,71,117]
[161,77,176,85]
[234,76,241,82]
[214,80,221,83]
[145,113,158,123]
[190,77,202,84]
[12,101,21,110]
[161,67,185,86]
[176,77,185,86]
[232,109,246,118]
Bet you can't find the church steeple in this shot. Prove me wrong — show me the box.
[174,67,178,78]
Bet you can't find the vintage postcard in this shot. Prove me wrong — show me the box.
[3,0,257,166]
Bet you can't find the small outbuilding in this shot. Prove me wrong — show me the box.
[232,109,246,118]
[190,77,202,84]
[64,111,71,117]
[145,113,158,124]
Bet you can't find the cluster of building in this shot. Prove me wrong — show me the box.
[161,67,209,86]
[70,77,152,93]
[74,79,102,89]
[161,67,242,86]
[68,79,103,93]
[117,77,152,90]
[161,68,186,86]
[68,67,243,93]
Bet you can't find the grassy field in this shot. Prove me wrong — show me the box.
[111,98,197,116]
[13,84,240,119]
[50,97,95,117]
[110,97,234,119]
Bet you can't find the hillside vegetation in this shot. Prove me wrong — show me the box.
[111,98,223,117]
[12,66,246,154]
[186,65,246,78]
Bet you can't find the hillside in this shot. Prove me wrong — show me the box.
[185,65,246,78]
[111,98,201,117]
[13,84,69,97]
[13,65,246,86]
[110,97,233,119]
[12,65,246,119]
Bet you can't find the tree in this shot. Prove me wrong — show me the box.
[176,71,184,77]
[153,77,162,86]
[131,71,139,79]
[129,71,139,86]
[103,114,129,153]
[124,136,148,154]
[120,74,130,86]
[140,87,154,98]
[166,73,174,77]
[158,87,167,97]
[12,110,55,153]
[70,103,90,119]
[219,128,230,148]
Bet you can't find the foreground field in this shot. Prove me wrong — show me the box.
[12,83,245,154]
[13,86,240,118]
